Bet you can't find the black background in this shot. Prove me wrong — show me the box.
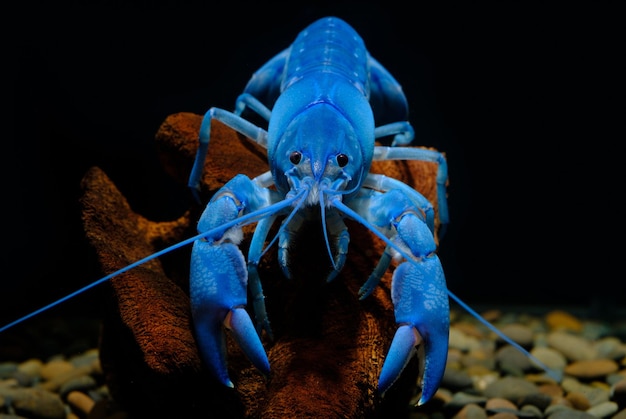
[5,2,622,328]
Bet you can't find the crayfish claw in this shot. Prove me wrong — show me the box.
[378,324,422,395]
[225,307,271,377]
[192,303,270,389]
[191,240,271,387]
[415,323,449,405]
[379,256,449,405]
[379,317,448,405]
[378,321,448,405]
[192,309,235,388]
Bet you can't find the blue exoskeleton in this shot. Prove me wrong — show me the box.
[1,15,560,407]
[186,16,450,404]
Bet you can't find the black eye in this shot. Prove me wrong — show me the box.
[336,153,349,167]
[290,151,302,165]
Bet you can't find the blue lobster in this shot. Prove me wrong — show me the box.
[186,16,450,404]
[1,16,559,407]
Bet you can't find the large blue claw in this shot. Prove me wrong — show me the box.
[190,241,270,387]
[378,255,449,405]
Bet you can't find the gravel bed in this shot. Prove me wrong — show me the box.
[1,307,625,418]
[409,306,626,419]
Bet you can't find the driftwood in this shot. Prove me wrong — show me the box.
[80,112,445,418]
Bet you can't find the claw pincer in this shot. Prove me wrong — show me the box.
[190,177,271,387]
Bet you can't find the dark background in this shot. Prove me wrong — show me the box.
[5,2,622,329]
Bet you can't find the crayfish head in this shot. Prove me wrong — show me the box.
[276,103,370,204]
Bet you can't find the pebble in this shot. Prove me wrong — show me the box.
[546,310,584,332]
[496,323,535,347]
[586,400,619,417]
[547,331,597,361]
[1,387,66,419]
[483,376,540,401]
[450,402,487,419]
[495,345,533,376]
[530,346,568,371]
[612,379,626,406]
[517,391,553,411]
[566,390,592,410]
[67,390,96,415]
[565,359,620,379]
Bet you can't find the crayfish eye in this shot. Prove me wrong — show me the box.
[336,153,349,167]
[289,151,302,165]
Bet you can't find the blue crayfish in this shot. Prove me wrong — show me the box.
[2,16,558,406]
[189,17,449,402]
[185,16,450,404]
